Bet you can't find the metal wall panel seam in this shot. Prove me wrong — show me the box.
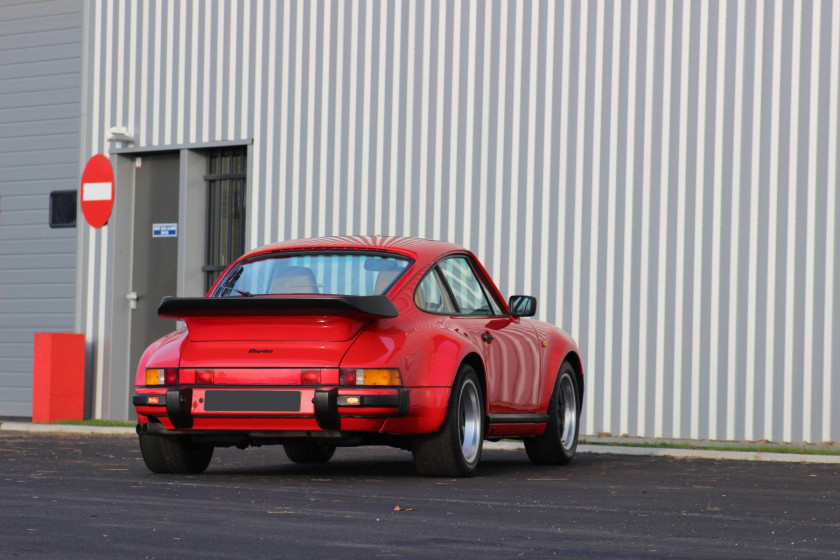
[212,0,222,141]
[373,0,387,235]
[744,1,764,441]
[289,0,304,239]
[331,0,344,236]
[164,0,174,146]
[672,0,690,439]
[386,0,401,237]
[431,0,447,241]
[728,0,747,441]
[114,1,124,137]
[201,1,210,143]
[476,0,492,264]
[358,1,373,237]
[261,0,277,244]
[461,0,477,250]
[188,0,198,144]
[523,0,539,304]
[416,0,431,239]
[491,0,506,284]
[640,2,659,435]
[574,0,591,434]
[278,0,292,240]
[152,0,161,145]
[620,0,639,437]
[226,1,237,141]
[505,0,524,294]
[781,0,803,443]
[803,0,822,443]
[445,0,461,243]
[319,0,334,238]
[824,0,839,443]
[588,0,605,434]
[252,0,266,247]
[709,0,727,441]
[538,0,556,325]
[764,0,783,441]
[603,0,621,436]
[400,0,416,238]
[554,0,571,330]
[303,0,318,238]
[689,0,709,441]
[654,0,673,438]
[179,1,189,146]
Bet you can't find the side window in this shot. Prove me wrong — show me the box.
[414,269,457,314]
[438,257,495,315]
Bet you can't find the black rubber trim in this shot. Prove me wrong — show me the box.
[158,295,399,320]
[133,394,165,407]
[313,388,340,430]
[166,388,194,429]
[488,413,550,424]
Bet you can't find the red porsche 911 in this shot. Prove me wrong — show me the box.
[133,236,584,477]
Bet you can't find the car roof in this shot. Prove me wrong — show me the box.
[247,236,469,263]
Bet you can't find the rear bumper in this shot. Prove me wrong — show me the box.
[133,386,411,432]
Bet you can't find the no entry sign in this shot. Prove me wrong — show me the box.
[80,154,115,228]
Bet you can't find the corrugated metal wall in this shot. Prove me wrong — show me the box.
[79,0,840,442]
[0,0,82,417]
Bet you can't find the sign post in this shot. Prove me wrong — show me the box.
[80,154,115,228]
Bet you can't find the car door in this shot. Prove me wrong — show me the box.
[437,256,542,414]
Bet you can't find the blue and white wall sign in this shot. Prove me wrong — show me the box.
[152,223,178,238]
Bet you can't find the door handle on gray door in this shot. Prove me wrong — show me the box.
[126,292,140,310]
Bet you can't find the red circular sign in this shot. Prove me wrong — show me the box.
[80,154,115,228]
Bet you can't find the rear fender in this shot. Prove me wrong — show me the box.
[541,328,584,413]
[340,322,477,388]
[341,319,481,434]
[134,329,188,388]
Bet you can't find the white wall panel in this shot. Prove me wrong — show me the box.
[77,0,840,443]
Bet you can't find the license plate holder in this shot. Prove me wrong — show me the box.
[203,390,301,412]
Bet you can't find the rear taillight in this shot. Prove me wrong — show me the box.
[195,370,215,385]
[301,369,322,385]
[145,368,178,386]
[339,368,402,386]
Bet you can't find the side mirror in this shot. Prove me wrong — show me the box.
[508,295,537,317]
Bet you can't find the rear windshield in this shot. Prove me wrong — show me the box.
[213,252,411,297]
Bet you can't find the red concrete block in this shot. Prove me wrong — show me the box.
[32,333,86,423]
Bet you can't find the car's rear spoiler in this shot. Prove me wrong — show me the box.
[157,295,399,320]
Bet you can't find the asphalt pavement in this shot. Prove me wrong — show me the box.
[1,431,838,559]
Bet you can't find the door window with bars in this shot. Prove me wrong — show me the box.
[203,147,247,291]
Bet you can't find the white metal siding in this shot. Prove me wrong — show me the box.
[79,0,840,442]
[0,0,82,416]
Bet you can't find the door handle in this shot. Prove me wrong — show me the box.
[481,332,494,343]
[126,292,141,310]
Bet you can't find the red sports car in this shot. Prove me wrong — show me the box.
[133,236,584,477]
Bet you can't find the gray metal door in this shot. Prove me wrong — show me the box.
[129,152,180,380]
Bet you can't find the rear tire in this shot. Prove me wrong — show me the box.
[283,442,336,464]
[138,434,214,474]
[525,361,580,465]
[413,364,484,477]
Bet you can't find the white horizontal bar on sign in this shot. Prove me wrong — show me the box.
[82,182,113,201]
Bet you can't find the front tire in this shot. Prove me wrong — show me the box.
[525,361,580,465]
[283,442,336,464]
[138,434,214,474]
[413,364,484,477]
